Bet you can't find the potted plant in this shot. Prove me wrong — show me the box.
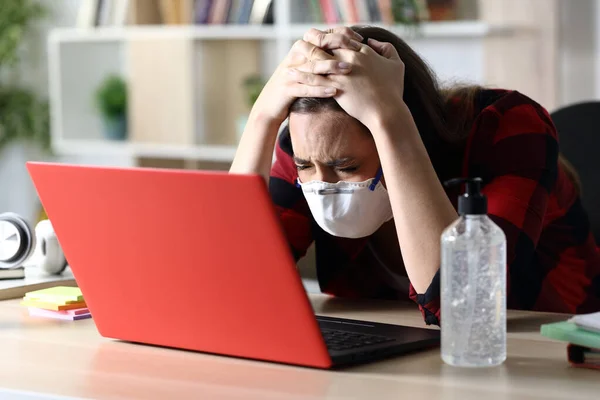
[392,0,428,24]
[94,74,127,140]
[0,87,50,152]
[0,0,50,154]
[243,74,265,109]
[236,74,266,142]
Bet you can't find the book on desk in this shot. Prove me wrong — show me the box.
[541,312,600,370]
[0,267,26,280]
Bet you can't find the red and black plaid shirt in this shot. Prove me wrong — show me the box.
[269,89,600,325]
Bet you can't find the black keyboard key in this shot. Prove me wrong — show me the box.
[321,329,395,351]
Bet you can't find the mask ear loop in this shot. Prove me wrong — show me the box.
[369,167,384,191]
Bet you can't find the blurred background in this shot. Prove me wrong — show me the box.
[1,0,599,226]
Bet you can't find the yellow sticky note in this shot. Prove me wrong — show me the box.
[25,286,83,303]
[21,299,86,311]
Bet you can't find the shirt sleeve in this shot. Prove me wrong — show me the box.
[269,130,314,261]
[409,91,560,326]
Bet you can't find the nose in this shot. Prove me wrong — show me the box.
[313,166,338,184]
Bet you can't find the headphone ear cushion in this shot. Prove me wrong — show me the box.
[0,212,35,269]
[34,220,67,275]
[40,237,67,275]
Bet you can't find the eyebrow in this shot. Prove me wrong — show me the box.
[293,156,356,167]
[293,156,310,165]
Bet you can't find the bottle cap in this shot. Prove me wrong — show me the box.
[444,177,487,216]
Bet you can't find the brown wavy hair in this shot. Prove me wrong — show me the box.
[288,25,581,192]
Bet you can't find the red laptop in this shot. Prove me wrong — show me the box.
[26,162,439,369]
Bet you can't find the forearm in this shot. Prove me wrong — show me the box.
[371,103,458,293]
[229,110,282,182]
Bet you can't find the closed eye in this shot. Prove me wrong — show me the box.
[295,165,311,171]
[338,166,359,173]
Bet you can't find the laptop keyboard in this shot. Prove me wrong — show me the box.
[321,328,395,351]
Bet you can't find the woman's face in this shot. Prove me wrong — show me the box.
[289,111,380,183]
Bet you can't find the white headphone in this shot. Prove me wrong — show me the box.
[0,212,67,275]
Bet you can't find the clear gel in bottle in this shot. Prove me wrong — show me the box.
[441,177,507,367]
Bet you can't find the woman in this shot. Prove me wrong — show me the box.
[230,26,600,325]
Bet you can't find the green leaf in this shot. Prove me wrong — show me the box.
[391,0,422,24]
[0,0,50,153]
[94,75,127,118]
[242,74,266,109]
[0,87,51,152]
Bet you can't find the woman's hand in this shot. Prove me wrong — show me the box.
[328,39,406,133]
[250,27,364,126]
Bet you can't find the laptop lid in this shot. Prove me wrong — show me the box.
[26,162,332,368]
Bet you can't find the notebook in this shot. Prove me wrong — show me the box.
[541,314,600,371]
[540,321,600,349]
[569,312,600,334]
[568,344,600,370]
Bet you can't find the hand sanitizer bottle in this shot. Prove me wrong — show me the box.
[441,177,507,367]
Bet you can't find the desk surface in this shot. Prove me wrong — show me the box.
[0,294,596,400]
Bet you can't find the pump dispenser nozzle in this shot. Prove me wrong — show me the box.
[444,177,487,216]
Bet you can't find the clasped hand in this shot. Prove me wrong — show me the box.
[253,27,406,133]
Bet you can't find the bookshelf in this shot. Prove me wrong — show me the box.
[287,20,512,39]
[48,0,516,166]
[49,25,279,42]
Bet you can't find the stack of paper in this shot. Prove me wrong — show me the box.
[541,312,600,370]
[21,286,91,320]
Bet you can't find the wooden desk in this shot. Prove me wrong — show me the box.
[0,294,596,400]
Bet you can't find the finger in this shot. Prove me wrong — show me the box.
[291,39,333,62]
[332,26,364,42]
[303,28,362,51]
[304,26,363,44]
[287,50,307,66]
[294,59,352,75]
[330,48,356,62]
[287,83,337,98]
[367,38,400,60]
[287,69,334,87]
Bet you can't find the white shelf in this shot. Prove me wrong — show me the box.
[53,140,238,163]
[49,25,278,43]
[287,21,515,40]
[48,21,515,44]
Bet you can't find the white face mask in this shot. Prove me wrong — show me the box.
[297,169,394,239]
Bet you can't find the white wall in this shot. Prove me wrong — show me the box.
[18,0,80,96]
[558,0,600,107]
